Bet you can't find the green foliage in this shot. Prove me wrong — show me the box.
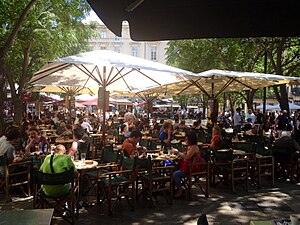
[166,38,263,73]
[166,37,300,109]
[1,0,96,87]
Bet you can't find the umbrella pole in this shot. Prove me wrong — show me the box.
[102,66,107,145]
[263,51,267,115]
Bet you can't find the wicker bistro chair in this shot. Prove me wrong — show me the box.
[0,154,32,202]
[33,168,79,225]
[98,155,137,215]
[137,156,174,208]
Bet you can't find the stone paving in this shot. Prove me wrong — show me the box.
[1,180,299,225]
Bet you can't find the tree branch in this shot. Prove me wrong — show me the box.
[0,0,39,59]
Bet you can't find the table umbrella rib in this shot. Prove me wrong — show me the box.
[31,63,71,83]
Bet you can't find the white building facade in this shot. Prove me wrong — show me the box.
[88,22,168,64]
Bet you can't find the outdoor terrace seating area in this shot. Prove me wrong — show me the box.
[1,116,299,225]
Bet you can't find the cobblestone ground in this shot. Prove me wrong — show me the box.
[1,180,299,225]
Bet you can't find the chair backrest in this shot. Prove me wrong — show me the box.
[197,130,207,143]
[102,149,119,163]
[120,155,137,171]
[149,141,157,150]
[140,139,149,148]
[235,142,255,153]
[137,156,152,171]
[212,149,234,162]
[118,135,126,144]
[33,168,74,185]
[150,133,159,139]
[0,154,8,167]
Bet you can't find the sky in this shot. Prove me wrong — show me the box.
[83,10,103,24]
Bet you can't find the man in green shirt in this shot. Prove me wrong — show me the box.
[40,144,77,197]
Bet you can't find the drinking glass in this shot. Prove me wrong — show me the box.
[81,153,86,164]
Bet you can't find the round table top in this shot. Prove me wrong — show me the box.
[74,160,98,170]
[151,153,179,161]
[55,138,74,143]
[171,139,181,144]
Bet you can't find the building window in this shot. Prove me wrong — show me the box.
[99,31,107,39]
[114,47,121,53]
[100,46,107,50]
[132,47,138,57]
[150,47,157,61]
[114,35,121,42]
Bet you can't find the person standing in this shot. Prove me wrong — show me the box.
[233,107,242,133]
[247,109,256,125]
[275,110,289,138]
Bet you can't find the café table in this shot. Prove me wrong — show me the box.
[175,133,185,140]
[0,208,54,225]
[73,160,99,201]
[250,221,273,225]
[217,149,254,157]
[151,153,180,162]
[55,138,73,149]
[182,141,203,146]
[40,129,56,132]
[171,139,181,144]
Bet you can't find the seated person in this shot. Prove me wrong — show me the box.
[151,118,161,133]
[178,120,189,131]
[69,128,90,160]
[56,120,72,138]
[24,127,49,154]
[192,119,202,129]
[0,126,23,174]
[271,131,300,158]
[242,118,253,132]
[40,144,77,197]
[172,132,205,198]
[122,130,146,159]
[270,131,300,178]
[173,118,180,130]
[203,126,221,149]
[159,121,176,149]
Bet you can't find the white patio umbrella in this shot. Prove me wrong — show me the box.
[271,102,300,111]
[256,104,276,110]
[29,50,198,140]
[138,69,298,98]
[137,69,299,118]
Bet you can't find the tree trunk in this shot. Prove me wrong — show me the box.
[245,89,256,110]
[273,84,289,113]
[13,94,24,125]
[0,0,39,133]
[0,72,5,135]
